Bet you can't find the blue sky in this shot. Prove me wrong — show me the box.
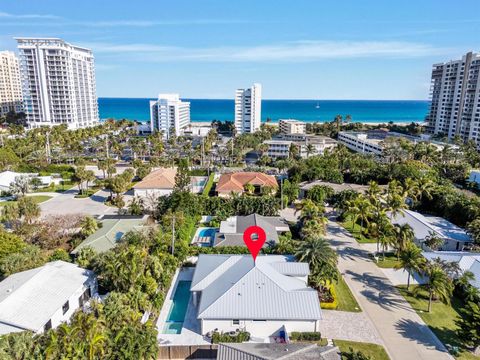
[1,0,479,99]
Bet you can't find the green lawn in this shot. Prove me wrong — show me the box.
[334,340,390,360]
[341,216,377,243]
[32,180,76,193]
[397,285,479,360]
[0,195,52,207]
[373,252,401,269]
[335,276,362,312]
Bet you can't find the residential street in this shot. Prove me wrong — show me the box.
[326,212,453,360]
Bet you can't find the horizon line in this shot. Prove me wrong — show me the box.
[97,96,430,102]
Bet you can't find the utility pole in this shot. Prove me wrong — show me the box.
[280,177,284,209]
[105,135,109,159]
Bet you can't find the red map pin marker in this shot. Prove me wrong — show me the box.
[243,225,266,263]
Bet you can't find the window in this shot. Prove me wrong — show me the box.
[44,320,52,332]
[62,300,69,315]
[79,287,91,307]
[232,319,240,325]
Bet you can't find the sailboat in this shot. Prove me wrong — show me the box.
[315,102,320,109]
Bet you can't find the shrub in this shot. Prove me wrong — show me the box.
[211,330,250,343]
[289,332,321,341]
[320,283,338,310]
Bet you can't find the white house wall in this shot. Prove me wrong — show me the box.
[201,319,318,337]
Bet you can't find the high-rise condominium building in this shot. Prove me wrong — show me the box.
[0,51,23,116]
[150,94,190,139]
[234,83,262,134]
[426,52,480,147]
[279,119,306,134]
[16,38,99,129]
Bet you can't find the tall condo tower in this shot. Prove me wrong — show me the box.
[234,83,262,134]
[15,38,99,129]
[150,94,190,139]
[426,52,480,147]
[0,51,23,116]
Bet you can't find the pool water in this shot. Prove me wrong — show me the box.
[163,281,192,334]
[198,228,216,237]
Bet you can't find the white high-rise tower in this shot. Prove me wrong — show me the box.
[0,51,23,116]
[234,83,262,134]
[16,38,99,129]
[426,52,480,147]
[150,94,190,139]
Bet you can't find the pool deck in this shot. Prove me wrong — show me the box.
[157,267,210,346]
[191,227,217,247]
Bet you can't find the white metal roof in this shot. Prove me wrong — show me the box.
[192,255,321,321]
[392,210,471,243]
[423,251,480,290]
[0,261,94,334]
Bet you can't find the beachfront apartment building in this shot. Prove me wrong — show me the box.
[15,38,99,129]
[235,83,262,134]
[426,52,480,148]
[0,51,23,116]
[150,94,190,139]
[279,119,306,134]
[264,134,337,159]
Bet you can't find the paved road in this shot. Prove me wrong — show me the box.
[326,212,453,360]
[39,188,117,217]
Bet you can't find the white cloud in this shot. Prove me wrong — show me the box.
[86,40,450,63]
[0,11,59,19]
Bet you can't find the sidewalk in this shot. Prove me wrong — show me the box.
[326,214,453,360]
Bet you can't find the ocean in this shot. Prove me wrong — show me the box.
[98,98,430,124]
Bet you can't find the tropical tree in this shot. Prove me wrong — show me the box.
[295,236,338,285]
[244,183,255,195]
[80,216,99,237]
[458,301,480,353]
[17,196,40,224]
[467,218,480,246]
[9,175,31,196]
[393,223,415,259]
[424,232,444,251]
[394,242,425,290]
[414,262,453,312]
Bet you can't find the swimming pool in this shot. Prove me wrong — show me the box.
[163,281,192,334]
[198,228,216,237]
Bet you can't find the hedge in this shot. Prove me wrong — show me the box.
[320,283,338,310]
[211,330,250,343]
[289,332,321,341]
[202,173,215,196]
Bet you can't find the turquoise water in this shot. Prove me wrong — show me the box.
[98,98,430,123]
[163,280,192,334]
[198,228,216,237]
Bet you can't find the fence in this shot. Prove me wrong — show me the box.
[157,345,218,360]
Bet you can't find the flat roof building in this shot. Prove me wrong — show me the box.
[0,51,23,116]
[150,94,190,139]
[278,119,306,135]
[235,83,262,134]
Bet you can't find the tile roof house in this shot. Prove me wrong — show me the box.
[214,214,290,247]
[217,343,341,360]
[0,261,97,335]
[133,167,177,198]
[391,210,471,251]
[216,172,278,197]
[71,215,148,255]
[191,255,322,338]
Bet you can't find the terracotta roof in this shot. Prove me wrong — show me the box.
[133,167,177,189]
[216,172,278,193]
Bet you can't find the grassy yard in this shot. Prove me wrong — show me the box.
[397,285,479,360]
[341,216,377,244]
[334,276,362,312]
[32,180,76,193]
[334,339,390,360]
[373,252,401,269]
[0,195,52,207]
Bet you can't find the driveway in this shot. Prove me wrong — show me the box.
[326,212,452,360]
[39,188,117,217]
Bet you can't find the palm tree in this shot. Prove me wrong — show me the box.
[305,143,315,158]
[295,236,338,285]
[356,195,373,230]
[393,223,415,259]
[80,216,99,237]
[414,262,453,312]
[394,242,425,291]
